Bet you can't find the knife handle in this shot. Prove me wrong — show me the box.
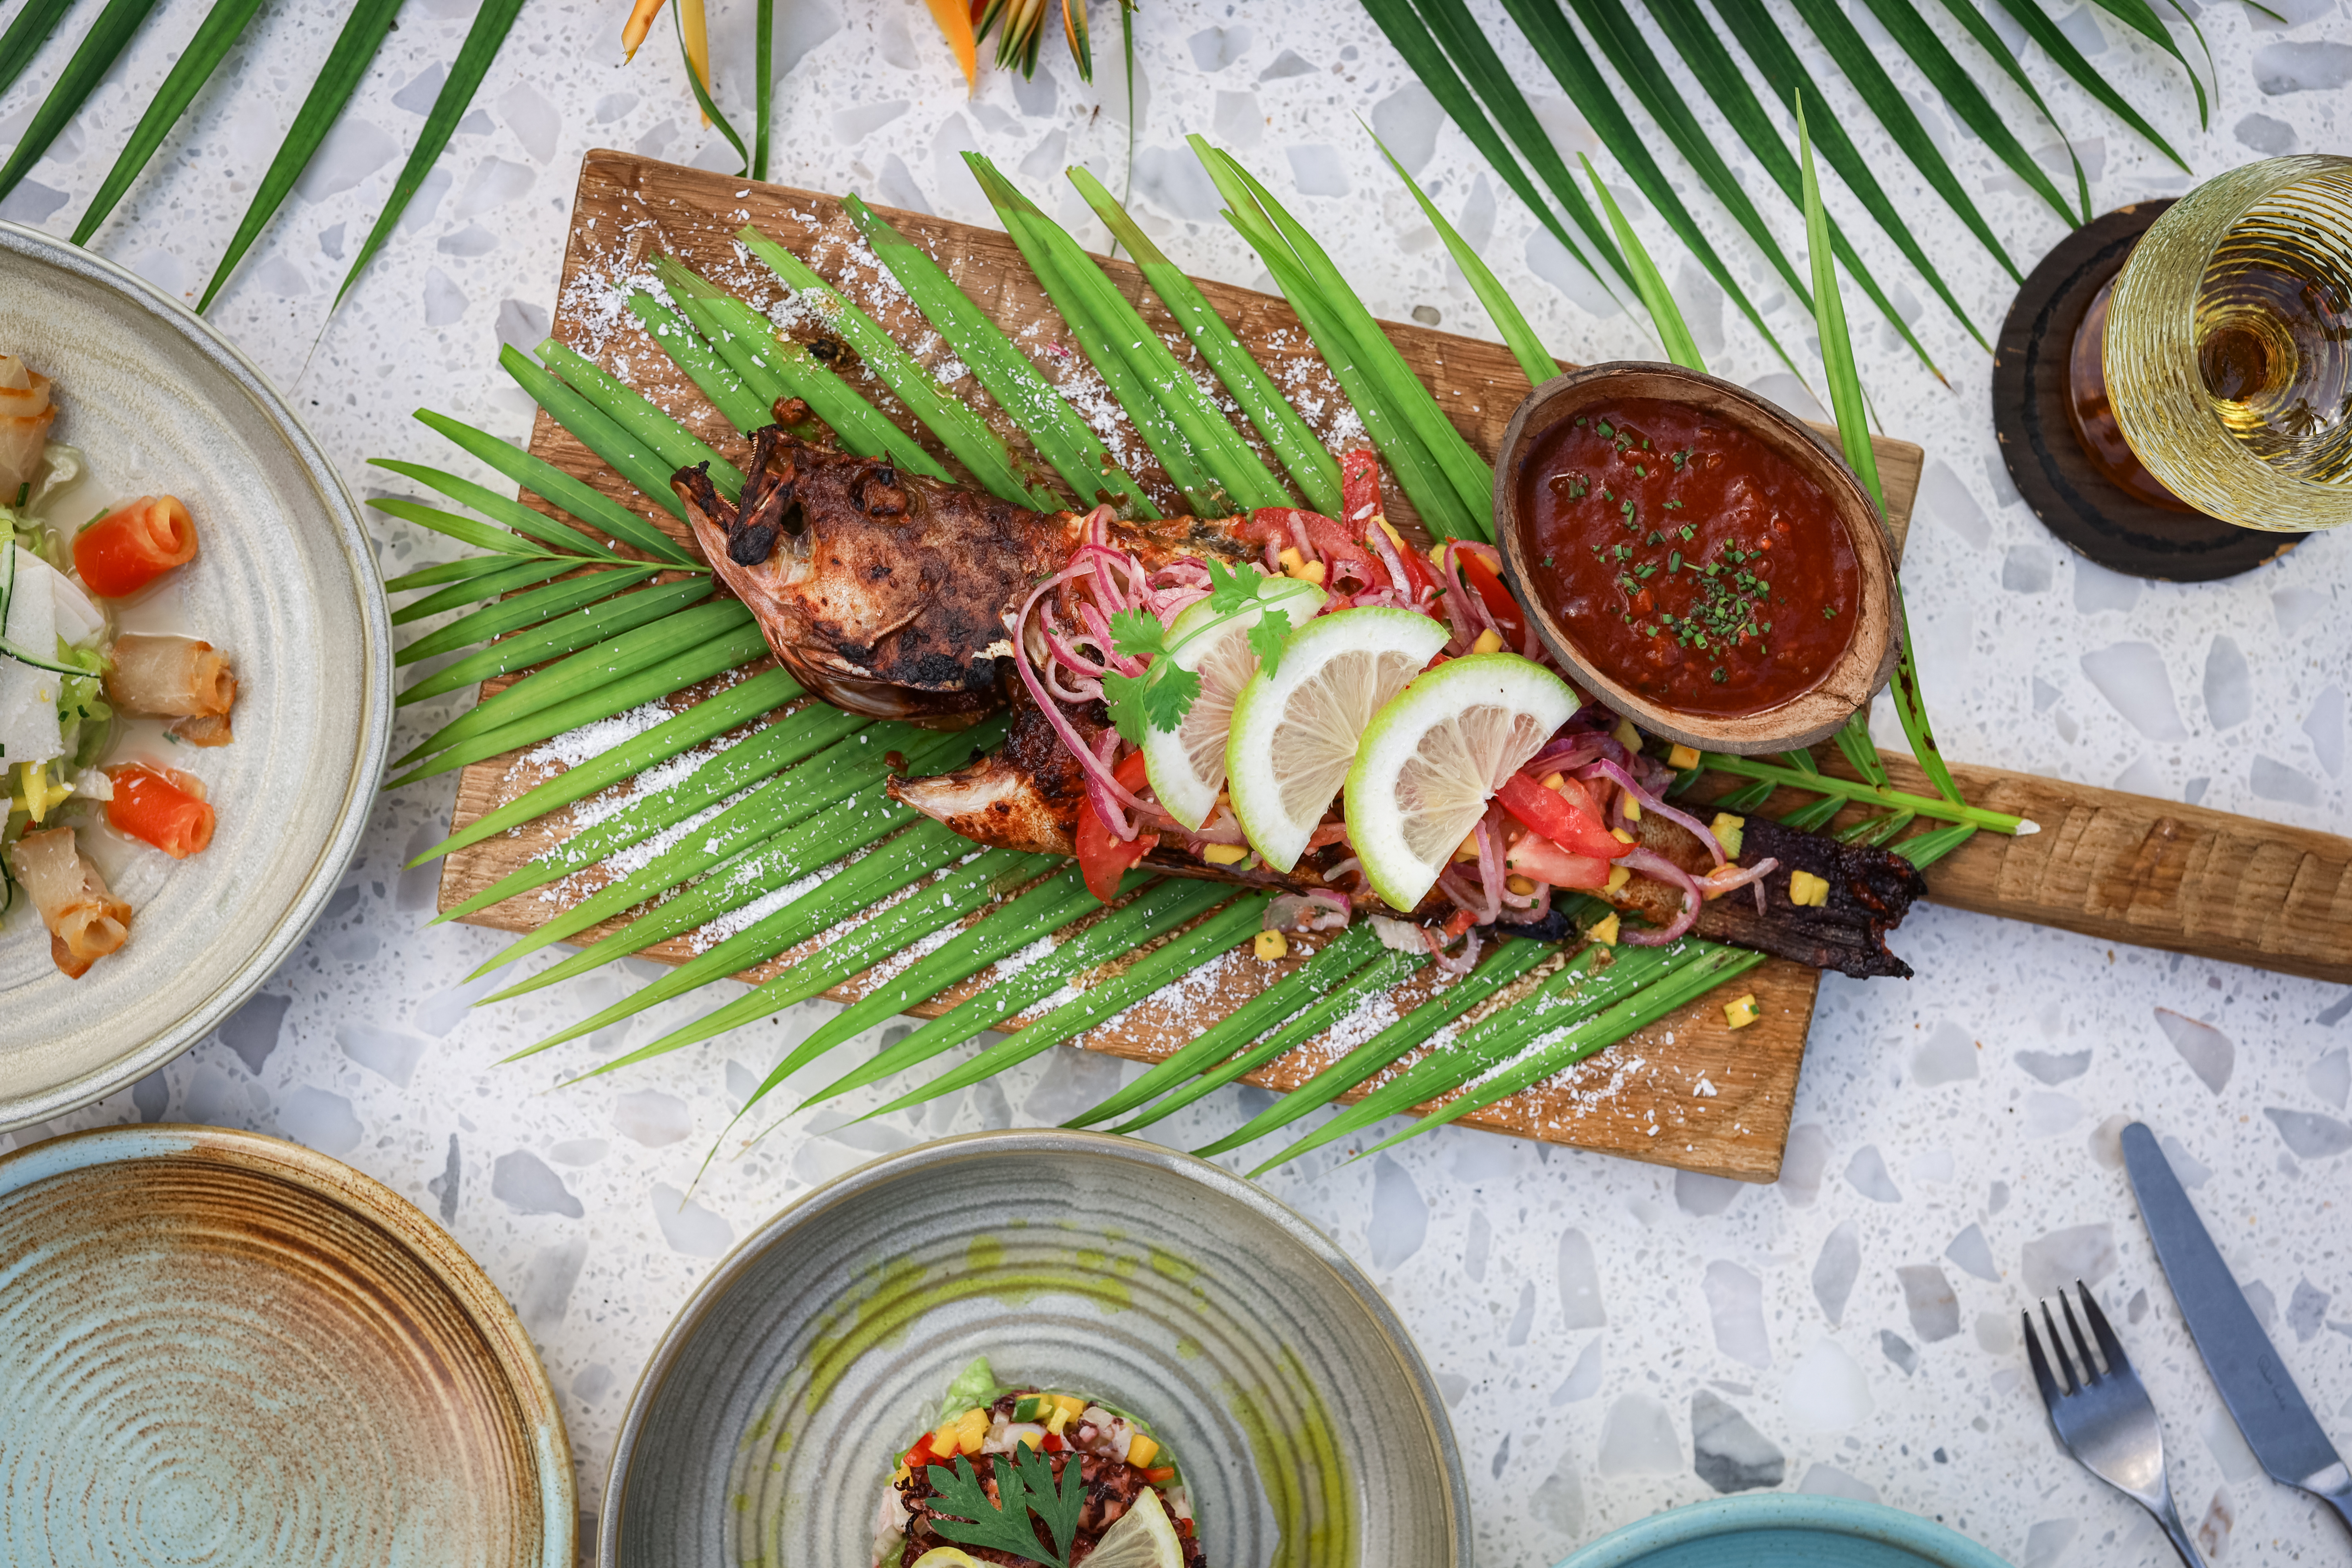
[2308,1463,2352,1541]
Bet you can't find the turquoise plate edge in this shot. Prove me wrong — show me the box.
[1556,1493,2017,1567]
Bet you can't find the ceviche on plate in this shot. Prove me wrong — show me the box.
[0,352,239,981]
[875,1356,1201,1568]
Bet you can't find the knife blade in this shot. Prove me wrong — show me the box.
[2123,1121,2352,1537]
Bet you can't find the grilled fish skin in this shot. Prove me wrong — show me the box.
[670,425,1251,725]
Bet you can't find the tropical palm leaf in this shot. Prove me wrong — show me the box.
[197,0,402,313]
[1611,0,1968,368]
[1480,0,1807,374]
[69,0,262,244]
[0,0,162,207]
[1355,0,1631,297]
[335,0,530,307]
[0,0,75,103]
[1979,0,2191,173]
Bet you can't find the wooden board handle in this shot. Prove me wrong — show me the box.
[1872,754,2351,983]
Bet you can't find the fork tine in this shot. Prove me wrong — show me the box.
[2022,1309,2067,1411]
[2040,1301,2082,1394]
[2075,1279,2130,1374]
[2060,1288,2101,1383]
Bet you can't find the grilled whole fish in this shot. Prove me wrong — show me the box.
[670,424,1252,725]
[670,427,1924,975]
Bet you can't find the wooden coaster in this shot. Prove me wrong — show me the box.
[1992,201,2306,581]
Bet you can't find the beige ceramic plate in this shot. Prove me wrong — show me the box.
[0,224,389,1130]
[0,1125,573,1565]
[603,1129,1470,1568]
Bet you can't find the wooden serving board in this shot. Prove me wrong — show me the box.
[432,152,2348,1184]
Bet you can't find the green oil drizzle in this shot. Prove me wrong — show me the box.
[1226,1345,1355,1568]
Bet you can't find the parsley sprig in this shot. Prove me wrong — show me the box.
[1098,558,1306,746]
[924,1448,1088,1568]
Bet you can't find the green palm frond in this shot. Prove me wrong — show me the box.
[70,0,261,243]
[1484,0,1809,374]
[0,0,75,103]
[1980,0,2191,173]
[198,0,402,312]
[1356,0,1631,297]
[335,0,530,307]
[0,0,163,208]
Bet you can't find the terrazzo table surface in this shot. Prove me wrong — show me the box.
[5,3,2351,1564]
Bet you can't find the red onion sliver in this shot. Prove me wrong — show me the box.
[1584,757,1725,865]
[1616,847,1705,944]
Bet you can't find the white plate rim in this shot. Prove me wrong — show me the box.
[0,220,391,1131]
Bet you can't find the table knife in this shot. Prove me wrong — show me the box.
[2123,1121,2352,1537]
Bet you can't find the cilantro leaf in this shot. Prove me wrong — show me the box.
[1107,606,1168,663]
[1247,608,1292,679]
[1145,665,1200,733]
[1204,555,1260,615]
[1103,663,1201,745]
[925,1455,1065,1568]
[1101,668,1151,746]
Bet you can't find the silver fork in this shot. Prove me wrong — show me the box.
[2023,1281,2206,1568]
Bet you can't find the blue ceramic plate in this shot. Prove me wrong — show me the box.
[1558,1494,2017,1568]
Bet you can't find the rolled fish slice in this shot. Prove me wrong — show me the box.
[0,355,55,496]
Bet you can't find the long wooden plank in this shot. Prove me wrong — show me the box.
[430,150,1917,1185]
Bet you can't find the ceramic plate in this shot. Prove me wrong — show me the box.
[0,224,389,1130]
[603,1129,1470,1567]
[0,1125,572,1564]
[1557,1493,2016,1566]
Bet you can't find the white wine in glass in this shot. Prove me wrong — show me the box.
[2093,156,2352,532]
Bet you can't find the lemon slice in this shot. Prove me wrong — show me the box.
[1080,1485,1186,1568]
[910,1549,987,1568]
[1139,578,1325,830]
[1226,607,1450,873]
[1343,652,1579,912]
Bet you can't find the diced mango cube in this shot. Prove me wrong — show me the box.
[1611,827,1636,845]
[1470,627,1503,655]
[1666,743,1702,771]
[1539,772,1566,791]
[1375,516,1404,550]
[1588,913,1621,947]
[930,1422,962,1455]
[1127,1433,1160,1469]
[1612,719,1643,754]
[1254,929,1289,960]
[1453,833,1482,862]
[1788,870,1830,908]
[1622,796,1642,821]
[1724,994,1761,1029]
[1505,874,1535,896]
[1711,813,1745,859]
[1277,546,1306,574]
[954,1407,989,1454]
[1604,866,1631,893]
[1202,842,1251,866]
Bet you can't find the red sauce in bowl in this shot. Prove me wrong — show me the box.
[1518,397,1859,718]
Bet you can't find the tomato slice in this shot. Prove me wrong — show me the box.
[1340,448,1381,528]
[1455,550,1528,648]
[1076,750,1157,902]
[1495,771,1627,862]
[1502,829,1615,889]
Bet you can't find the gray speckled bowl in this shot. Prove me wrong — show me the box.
[0,223,389,1130]
[604,1130,1469,1567]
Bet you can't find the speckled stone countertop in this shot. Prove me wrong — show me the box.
[4,2,2350,1563]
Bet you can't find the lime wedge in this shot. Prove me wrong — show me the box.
[1079,1485,1186,1568]
[1139,579,1326,830]
[1343,653,1579,912]
[1226,607,1450,872]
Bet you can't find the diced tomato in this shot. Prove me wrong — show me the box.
[1076,749,1156,903]
[105,763,214,859]
[1042,1432,1066,1453]
[1340,448,1381,528]
[1455,549,1528,648]
[74,496,197,598]
[1142,1465,1178,1484]
[1503,829,1615,889]
[1495,771,1627,862]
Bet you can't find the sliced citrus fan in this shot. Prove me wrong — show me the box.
[1344,653,1579,912]
[1140,577,1327,831]
[1226,607,1450,874]
[1076,1485,1186,1568]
